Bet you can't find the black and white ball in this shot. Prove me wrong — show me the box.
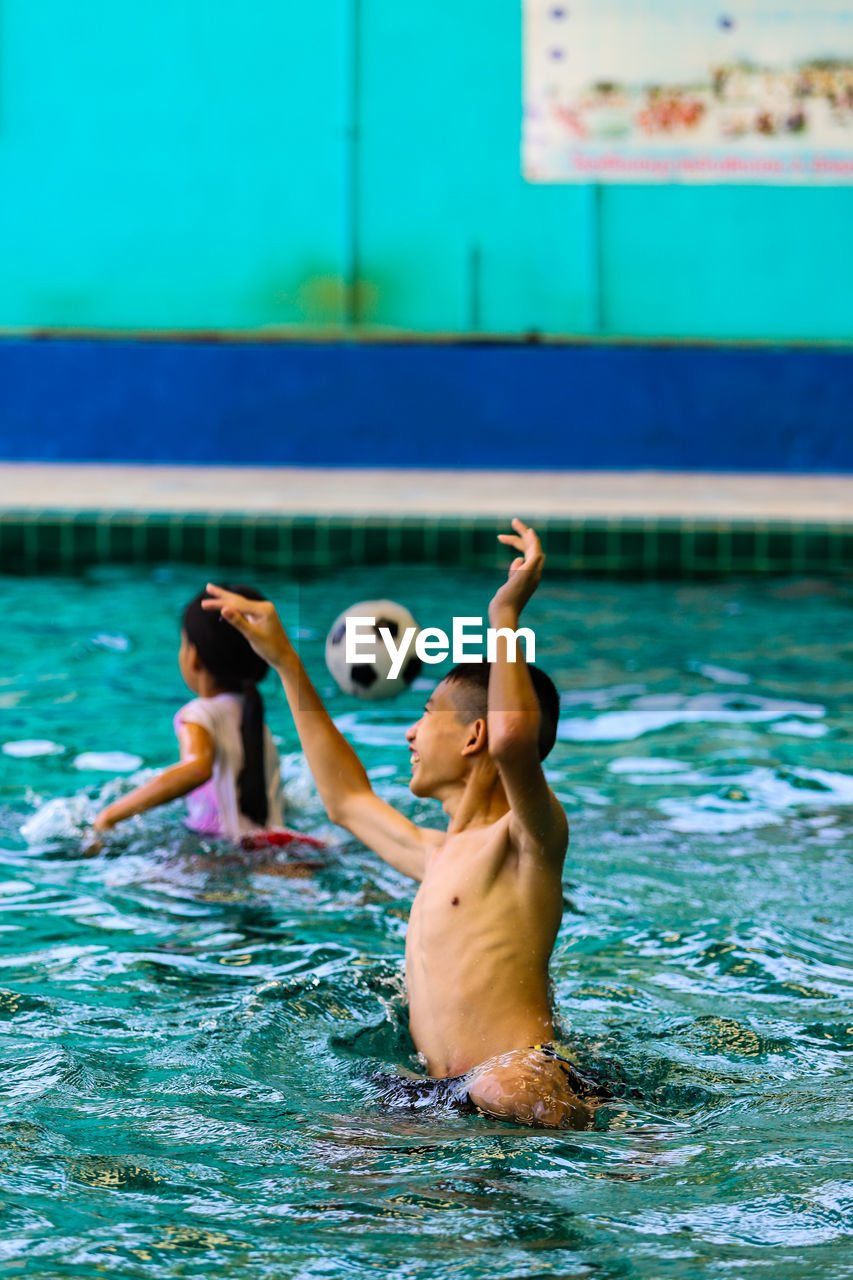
[325,599,422,701]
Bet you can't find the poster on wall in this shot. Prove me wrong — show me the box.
[523,0,853,182]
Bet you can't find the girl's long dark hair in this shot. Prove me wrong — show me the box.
[183,586,271,826]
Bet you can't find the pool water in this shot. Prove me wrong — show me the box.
[1,565,851,1280]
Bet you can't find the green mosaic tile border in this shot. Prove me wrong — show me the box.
[0,510,851,578]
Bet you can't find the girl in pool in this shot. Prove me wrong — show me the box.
[92,585,287,842]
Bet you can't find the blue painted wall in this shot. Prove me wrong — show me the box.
[0,0,851,340]
[2,339,851,471]
[1,4,851,473]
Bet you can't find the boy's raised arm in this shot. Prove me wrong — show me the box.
[203,586,439,880]
[486,521,567,857]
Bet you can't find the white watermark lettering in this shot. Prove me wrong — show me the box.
[379,624,417,680]
[344,616,535,667]
[345,616,377,663]
[416,627,450,664]
[487,626,535,664]
[452,617,484,662]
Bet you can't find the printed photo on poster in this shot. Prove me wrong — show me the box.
[523,0,853,182]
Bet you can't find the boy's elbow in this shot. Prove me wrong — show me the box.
[317,783,350,828]
[325,797,347,827]
[326,790,363,830]
[489,712,540,761]
[325,781,375,832]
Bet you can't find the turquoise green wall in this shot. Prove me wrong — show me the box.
[1,0,851,340]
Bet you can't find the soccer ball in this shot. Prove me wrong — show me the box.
[325,599,422,700]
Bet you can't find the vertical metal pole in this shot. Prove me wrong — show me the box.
[345,0,362,328]
[587,183,604,334]
[468,244,481,332]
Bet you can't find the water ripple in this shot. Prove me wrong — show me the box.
[0,569,850,1280]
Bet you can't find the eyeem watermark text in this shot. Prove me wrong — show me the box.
[346,616,535,678]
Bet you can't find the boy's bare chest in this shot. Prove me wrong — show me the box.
[410,824,514,932]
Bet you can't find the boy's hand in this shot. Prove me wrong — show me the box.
[489,519,545,626]
[202,584,293,669]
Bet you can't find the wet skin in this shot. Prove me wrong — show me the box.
[202,521,596,1129]
[404,682,592,1129]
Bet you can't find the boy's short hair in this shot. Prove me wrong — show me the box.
[442,662,559,760]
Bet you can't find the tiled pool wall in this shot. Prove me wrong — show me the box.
[2,338,851,577]
[1,512,850,579]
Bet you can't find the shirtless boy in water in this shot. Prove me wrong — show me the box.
[204,519,593,1129]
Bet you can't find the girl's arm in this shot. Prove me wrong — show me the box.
[92,722,215,831]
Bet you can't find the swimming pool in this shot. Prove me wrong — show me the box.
[1,564,851,1278]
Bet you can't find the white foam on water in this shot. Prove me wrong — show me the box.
[2,740,65,758]
[609,757,691,775]
[659,765,853,833]
[559,683,646,709]
[21,794,96,842]
[72,751,144,772]
[796,767,853,802]
[332,713,409,749]
[769,719,828,738]
[557,692,824,743]
[688,661,751,685]
[20,767,161,845]
[90,632,131,652]
[280,752,322,811]
[573,785,611,807]
[660,797,783,834]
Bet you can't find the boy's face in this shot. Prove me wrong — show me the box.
[405,680,480,799]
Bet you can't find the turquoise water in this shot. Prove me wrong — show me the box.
[1,565,852,1279]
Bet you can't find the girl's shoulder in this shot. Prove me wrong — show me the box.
[175,693,242,734]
